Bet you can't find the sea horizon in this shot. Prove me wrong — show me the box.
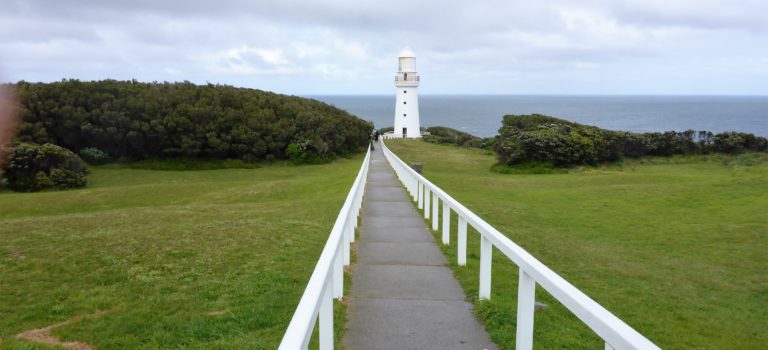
[308,94,768,138]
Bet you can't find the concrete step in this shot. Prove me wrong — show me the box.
[344,298,497,350]
[357,242,447,266]
[362,215,428,229]
[359,227,435,243]
[350,264,465,300]
[363,201,422,217]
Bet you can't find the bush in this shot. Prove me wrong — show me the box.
[3,143,89,191]
[9,80,372,163]
[420,126,495,150]
[286,137,335,164]
[79,147,110,164]
[714,132,768,154]
[423,126,481,146]
[496,114,768,167]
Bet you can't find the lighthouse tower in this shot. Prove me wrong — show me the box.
[393,47,421,138]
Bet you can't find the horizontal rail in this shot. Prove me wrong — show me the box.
[394,75,420,82]
[279,146,370,350]
[381,140,660,350]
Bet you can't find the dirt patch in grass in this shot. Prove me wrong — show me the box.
[204,310,227,316]
[16,309,112,350]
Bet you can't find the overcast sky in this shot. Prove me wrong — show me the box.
[1,0,767,95]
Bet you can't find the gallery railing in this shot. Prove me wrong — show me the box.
[278,146,370,350]
[380,140,660,350]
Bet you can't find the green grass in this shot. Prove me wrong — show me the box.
[386,140,768,350]
[0,156,363,349]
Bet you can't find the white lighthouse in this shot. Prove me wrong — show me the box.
[393,47,421,138]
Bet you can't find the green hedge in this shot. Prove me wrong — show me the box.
[9,80,372,163]
[496,114,768,167]
[3,143,89,191]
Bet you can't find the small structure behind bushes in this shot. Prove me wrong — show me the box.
[496,114,768,167]
[3,143,89,192]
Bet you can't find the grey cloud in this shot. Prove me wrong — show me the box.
[0,0,766,94]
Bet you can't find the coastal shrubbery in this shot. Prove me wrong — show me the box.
[380,126,496,149]
[10,80,372,163]
[3,143,89,191]
[423,126,496,149]
[496,114,768,167]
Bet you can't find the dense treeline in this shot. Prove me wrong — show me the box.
[9,80,372,163]
[496,114,768,167]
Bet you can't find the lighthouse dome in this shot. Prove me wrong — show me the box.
[399,47,416,58]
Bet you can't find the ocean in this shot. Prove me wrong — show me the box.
[308,95,768,138]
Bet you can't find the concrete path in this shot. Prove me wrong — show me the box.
[343,145,497,350]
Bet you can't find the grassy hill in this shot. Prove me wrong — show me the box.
[386,139,767,349]
[0,157,362,349]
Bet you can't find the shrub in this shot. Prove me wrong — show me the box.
[495,114,768,167]
[79,147,110,164]
[9,80,372,163]
[420,126,496,150]
[713,132,768,154]
[3,143,89,191]
[424,126,481,147]
[286,137,335,164]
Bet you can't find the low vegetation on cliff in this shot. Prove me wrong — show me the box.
[495,114,768,167]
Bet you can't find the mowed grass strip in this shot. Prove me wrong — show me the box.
[0,156,363,349]
[386,139,767,349]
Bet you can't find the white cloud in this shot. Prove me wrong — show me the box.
[205,46,300,75]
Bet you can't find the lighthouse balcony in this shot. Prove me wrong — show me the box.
[394,75,420,87]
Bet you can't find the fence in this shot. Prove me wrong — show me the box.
[278,146,370,350]
[380,140,660,350]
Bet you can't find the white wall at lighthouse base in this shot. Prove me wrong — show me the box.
[393,87,421,138]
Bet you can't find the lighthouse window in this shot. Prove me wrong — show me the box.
[403,101,407,104]
[403,90,407,93]
[403,114,407,117]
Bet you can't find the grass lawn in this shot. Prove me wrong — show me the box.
[386,139,767,350]
[0,156,363,349]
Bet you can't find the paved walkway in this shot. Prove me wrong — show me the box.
[343,145,497,350]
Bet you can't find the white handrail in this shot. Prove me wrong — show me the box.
[380,140,660,350]
[279,145,371,350]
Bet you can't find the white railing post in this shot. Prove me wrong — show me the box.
[343,220,351,266]
[333,245,343,299]
[516,269,536,350]
[356,199,362,222]
[442,202,450,245]
[418,181,424,209]
[432,192,439,230]
[424,187,431,219]
[319,280,334,350]
[479,235,492,300]
[458,216,467,266]
[348,214,355,243]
